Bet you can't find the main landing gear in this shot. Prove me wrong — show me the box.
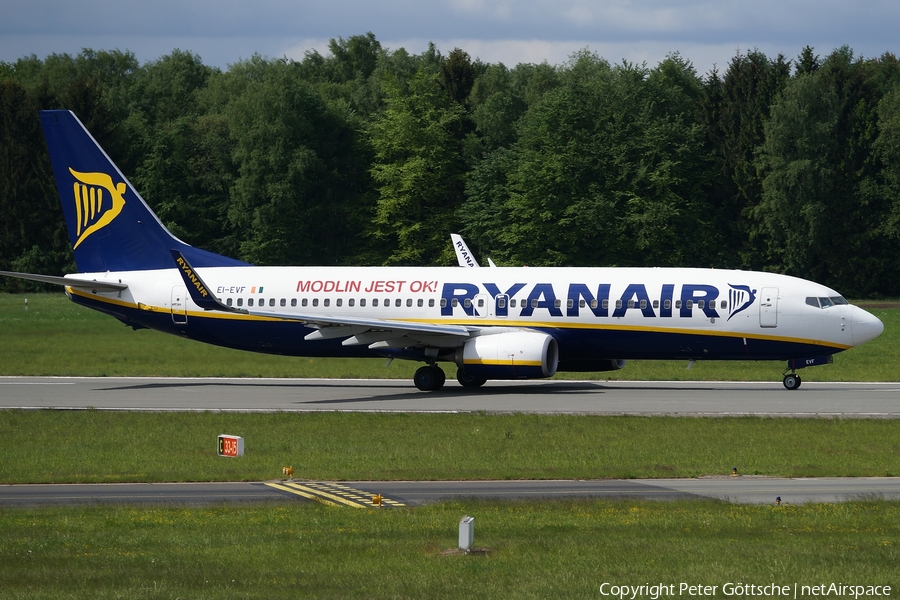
[413,365,489,391]
[414,365,446,391]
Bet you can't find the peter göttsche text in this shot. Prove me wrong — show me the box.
[599,582,891,599]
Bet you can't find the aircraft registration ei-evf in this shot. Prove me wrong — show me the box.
[0,110,885,391]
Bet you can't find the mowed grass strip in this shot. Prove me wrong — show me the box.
[1,499,897,599]
[2,411,898,483]
[0,293,897,381]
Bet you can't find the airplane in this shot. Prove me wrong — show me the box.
[0,110,885,391]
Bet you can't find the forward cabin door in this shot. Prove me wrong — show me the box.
[759,287,778,328]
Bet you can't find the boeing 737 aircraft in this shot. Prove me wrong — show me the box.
[0,110,885,391]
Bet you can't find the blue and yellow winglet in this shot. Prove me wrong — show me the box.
[170,249,247,314]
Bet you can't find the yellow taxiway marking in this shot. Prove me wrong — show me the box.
[265,481,405,508]
[265,482,341,507]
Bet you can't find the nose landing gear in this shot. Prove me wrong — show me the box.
[782,371,802,390]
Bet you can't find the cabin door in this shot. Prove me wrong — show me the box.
[759,287,778,328]
[171,286,188,324]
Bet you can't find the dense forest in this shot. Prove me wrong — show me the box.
[2,34,899,296]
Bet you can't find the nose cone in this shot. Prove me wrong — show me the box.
[851,306,884,346]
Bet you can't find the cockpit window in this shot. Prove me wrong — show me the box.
[806,296,849,309]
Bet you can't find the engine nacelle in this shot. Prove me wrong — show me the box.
[455,331,559,379]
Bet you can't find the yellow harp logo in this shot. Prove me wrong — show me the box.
[70,168,126,249]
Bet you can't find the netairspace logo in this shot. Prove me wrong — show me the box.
[599,582,892,599]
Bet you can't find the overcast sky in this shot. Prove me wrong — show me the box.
[2,0,898,77]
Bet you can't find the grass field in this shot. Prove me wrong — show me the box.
[0,293,897,381]
[2,500,897,599]
[2,411,899,484]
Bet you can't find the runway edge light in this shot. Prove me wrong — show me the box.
[218,435,244,457]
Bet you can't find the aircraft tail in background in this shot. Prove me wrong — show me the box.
[39,110,246,273]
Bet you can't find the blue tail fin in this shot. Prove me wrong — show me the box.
[40,110,248,272]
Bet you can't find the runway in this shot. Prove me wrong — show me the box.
[0,376,898,416]
[4,477,899,508]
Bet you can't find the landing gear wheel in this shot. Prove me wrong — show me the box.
[457,368,487,388]
[414,366,445,391]
[783,373,802,390]
[433,366,446,390]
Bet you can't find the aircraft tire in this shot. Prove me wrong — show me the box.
[783,374,802,390]
[457,368,487,388]
[414,366,443,391]
[433,366,446,390]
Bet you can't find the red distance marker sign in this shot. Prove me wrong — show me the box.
[217,435,244,457]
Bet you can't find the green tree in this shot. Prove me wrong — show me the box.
[368,69,468,265]
[462,52,709,268]
[224,57,371,265]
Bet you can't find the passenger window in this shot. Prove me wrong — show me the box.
[440,299,447,308]
[336,298,342,307]
[531,299,539,308]
[280,298,286,307]
[291,298,297,307]
[510,299,517,308]
[497,297,507,309]
[452,298,458,307]
[323,299,330,307]
[602,299,609,310]
[373,299,379,307]
[664,299,671,310]
[627,300,635,309]
[417,299,423,307]
[349,299,355,307]
[237,298,243,307]
[639,299,647,309]
[360,299,366,307]
[721,300,728,309]
[428,299,434,307]
[554,299,562,308]
[395,299,402,307]
[269,298,276,307]
[226,298,233,307]
[698,300,705,309]
[407,299,413,307]
[301,298,308,307]
[248,298,254,307]
[615,300,623,309]
[464,298,472,308]
[590,299,598,309]
[652,300,659,309]
[312,299,319,307]
[578,299,585,308]
[675,300,682,309]
[686,300,693,309]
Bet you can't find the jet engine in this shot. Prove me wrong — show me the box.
[454,331,559,379]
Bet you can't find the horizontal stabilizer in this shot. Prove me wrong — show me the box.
[0,270,128,292]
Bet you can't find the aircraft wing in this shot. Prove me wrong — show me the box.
[0,270,129,292]
[170,250,473,344]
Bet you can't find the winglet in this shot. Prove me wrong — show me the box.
[451,234,480,268]
[170,249,246,313]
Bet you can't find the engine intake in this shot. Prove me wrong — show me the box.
[455,331,559,379]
